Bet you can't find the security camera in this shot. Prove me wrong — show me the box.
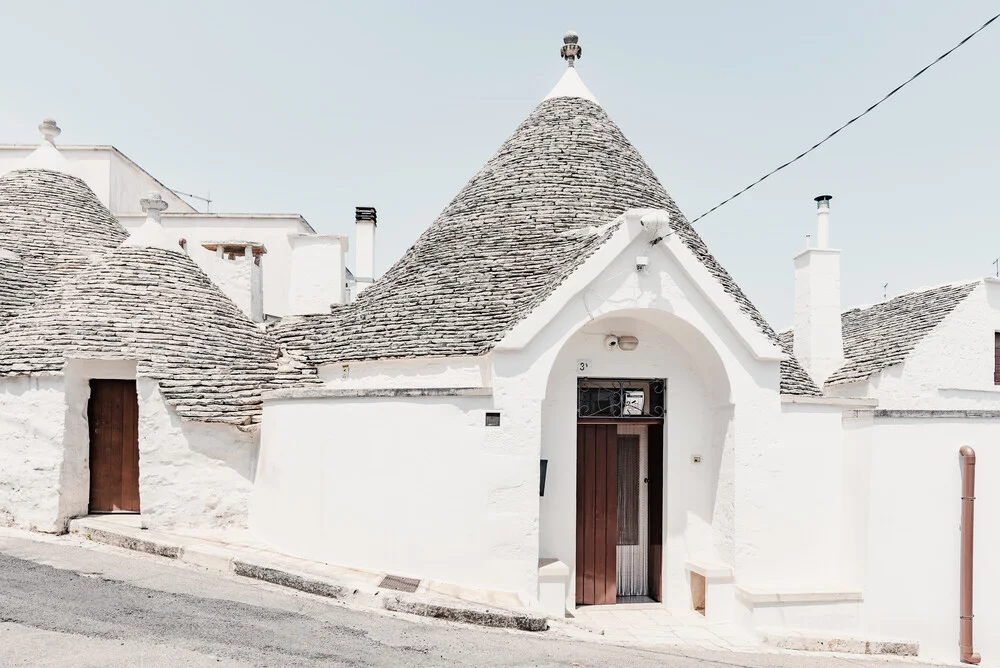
[604,334,620,350]
[636,256,649,272]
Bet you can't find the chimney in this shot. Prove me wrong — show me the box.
[197,241,267,322]
[287,234,348,314]
[792,195,844,386]
[354,206,377,295]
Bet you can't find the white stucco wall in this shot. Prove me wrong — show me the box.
[136,380,258,529]
[857,417,999,662]
[251,393,514,592]
[773,403,853,587]
[0,362,257,532]
[0,376,69,532]
[316,357,489,388]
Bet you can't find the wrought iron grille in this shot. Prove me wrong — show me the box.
[577,378,665,419]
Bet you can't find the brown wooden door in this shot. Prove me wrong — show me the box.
[576,423,618,605]
[88,379,140,513]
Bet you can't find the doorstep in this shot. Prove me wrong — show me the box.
[67,515,547,633]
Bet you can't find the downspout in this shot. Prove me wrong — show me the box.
[959,446,981,664]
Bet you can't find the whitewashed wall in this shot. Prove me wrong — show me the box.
[0,376,68,532]
[852,417,999,662]
[251,393,509,591]
[0,362,257,532]
[136,380,257,529]
[316,357,489,388]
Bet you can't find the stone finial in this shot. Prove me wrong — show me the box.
[140,191,169,222]
[39,118,61,145]
[560,31,582,68]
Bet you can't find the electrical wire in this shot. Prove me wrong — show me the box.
[689,10,1000,225]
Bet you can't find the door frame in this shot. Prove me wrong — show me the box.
[575,377,666,605]
[88,378,141,514]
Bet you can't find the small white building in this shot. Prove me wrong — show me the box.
[0,32,995,665]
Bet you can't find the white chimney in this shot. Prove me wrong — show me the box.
[354,206,376,295]
[287,234,348,314]
[793,195,844,386]
[196,241,266,322]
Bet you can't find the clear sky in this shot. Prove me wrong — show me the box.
[2,1,998,330]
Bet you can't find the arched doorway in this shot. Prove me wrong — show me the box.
[540,309,733,610]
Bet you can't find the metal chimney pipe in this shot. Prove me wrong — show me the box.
[959,446,981,664]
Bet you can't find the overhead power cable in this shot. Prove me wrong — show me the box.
[689,10,1000,225]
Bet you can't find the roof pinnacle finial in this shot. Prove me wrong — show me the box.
[39,118,61,145]
[560,31,581,68]
[140,191,169,223]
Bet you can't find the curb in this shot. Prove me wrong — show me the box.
[79,526,181,560]
[384,597,548,632]
[69,520,548,633]
[761,632,919,657]
[232,560,350,600]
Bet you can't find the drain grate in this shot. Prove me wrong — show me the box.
[378,574,421,593]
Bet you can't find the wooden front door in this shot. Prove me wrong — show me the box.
[576,423,618,605]
[88,379,140,513]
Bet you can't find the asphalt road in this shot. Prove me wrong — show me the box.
[0,533,945,668]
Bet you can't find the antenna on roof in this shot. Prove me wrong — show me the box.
[173,189,213,213]
[993,258,998,278]
[883,282,889,301]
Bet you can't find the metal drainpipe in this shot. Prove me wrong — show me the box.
[959,446,981,664]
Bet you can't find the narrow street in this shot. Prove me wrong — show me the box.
[0,534,944,668]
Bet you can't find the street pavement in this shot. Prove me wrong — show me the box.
[0,533,947,667]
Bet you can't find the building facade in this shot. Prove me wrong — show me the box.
[0,33,995,664]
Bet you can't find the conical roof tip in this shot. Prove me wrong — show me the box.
[20,118,75,176]
[545,31,598,104]
[124,192,184,253]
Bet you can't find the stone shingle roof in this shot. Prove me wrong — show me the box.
[778,281,978,387]
[273,94,819,396]
[0,244,316,427]
[0,169,128,323]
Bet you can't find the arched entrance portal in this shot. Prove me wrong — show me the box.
[575,377,665,605]
[540,309,733,610]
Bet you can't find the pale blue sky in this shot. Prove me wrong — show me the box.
[2,1,998,329]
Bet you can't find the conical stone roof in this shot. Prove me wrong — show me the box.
[0,168,128,323]
[0,242,316,426]
[275,75,819,396]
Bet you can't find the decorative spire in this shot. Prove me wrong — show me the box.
[140,191,169,223]
[127,191,181,252]
[39,118,61,145]
[560,31,581,68]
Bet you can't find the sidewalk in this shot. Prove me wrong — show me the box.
[66,515,547,633]
[36,517,926,661]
